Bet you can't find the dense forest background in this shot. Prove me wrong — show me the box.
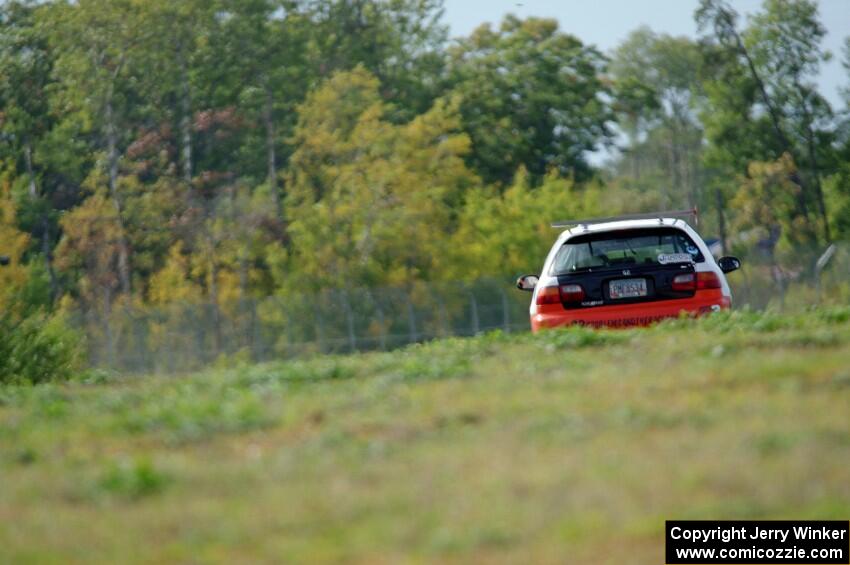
[1,0,849,323]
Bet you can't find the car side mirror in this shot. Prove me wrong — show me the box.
[718,256,741,274]
[516,274,539,291]
[0,256,9,266]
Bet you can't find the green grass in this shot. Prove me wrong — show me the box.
[2,308,850,564]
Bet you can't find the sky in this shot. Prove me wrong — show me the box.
[443,0,849,108]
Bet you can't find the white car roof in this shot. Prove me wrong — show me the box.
[542,216,717,277]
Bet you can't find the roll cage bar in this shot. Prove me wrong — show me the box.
[551,208,698,229]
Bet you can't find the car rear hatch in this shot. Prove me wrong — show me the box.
[556,261,696,309]
[545,226,709,309]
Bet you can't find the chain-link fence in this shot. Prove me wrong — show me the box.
[728,242,850,310]
[75,243,850,374]
[75,278,532,374]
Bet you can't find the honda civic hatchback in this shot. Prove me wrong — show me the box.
[516,211,741,331]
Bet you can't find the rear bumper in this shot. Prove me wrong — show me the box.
[530,290,731,331]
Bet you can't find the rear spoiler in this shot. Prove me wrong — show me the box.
[551,207,698,229]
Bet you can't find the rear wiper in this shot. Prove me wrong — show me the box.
[558,266,595,274]
[563,264,623,274]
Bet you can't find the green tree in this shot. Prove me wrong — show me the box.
[609,28,705,209]
[731,154,816,265]
[446,16,613,185]
[745,0,834,241]
[47,0,153,295]
[54,182,125,317]
[825,37,850,237]
[0,0,61,302]
[696,0,833,244]
[201,0,310,221]
[308,0,448,118]
[133,0,214,186]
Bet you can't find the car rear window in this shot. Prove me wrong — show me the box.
[550,228,705,274]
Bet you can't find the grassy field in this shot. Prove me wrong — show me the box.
[2,309,850,564]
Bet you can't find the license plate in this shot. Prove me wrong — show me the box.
[609,278,647,299]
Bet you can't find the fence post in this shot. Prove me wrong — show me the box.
[103,289,115,370]
[166,307,176,372]
[315,306,326,354]
[344,290,357,352]
[407,300,418,344]
[815,243,837,304]
[134,311,148,373]
[196,307,207,365]
[469,291,480,336]
[437,295,449,337]
[211,301,222,359]
[248,299,259,362]
[739,264,753,309]
[377,304,387,350]
[284,306,296,359]
[370,290,387,351]
[500,288,510,333]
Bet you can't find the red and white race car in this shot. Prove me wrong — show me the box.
[516,210,741,330]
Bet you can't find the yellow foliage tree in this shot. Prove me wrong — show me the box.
[447,169,606,280]
[0,172,31,316]
[731,154,818,257]
[54,189,124,310]
[285,67,478,289]
[148,242,200,305]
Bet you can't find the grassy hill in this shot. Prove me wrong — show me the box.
[2,309,850,564]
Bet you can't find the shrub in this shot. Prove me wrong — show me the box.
[0,313,84,385]
[98,458,170,499]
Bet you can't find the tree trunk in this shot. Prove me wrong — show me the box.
[103,285,115,368]
[239,253,248,301]
[40,217,59,302]
[722,12,811,218]
[685,146,696,209]
[263,85,282,221]
[23,142,37,199]
[208,249,221,356]
[686,135,701,210]
[798,88,830,242]
[679,120,698,209]
[179,52,193,184]
[24,141,59,301]
[804,125,829,241]
[670,125,682,208]
[105,96,132,295]
[737,41,789,151]
[715,187,727,255]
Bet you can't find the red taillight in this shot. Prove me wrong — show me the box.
[672,273,696,292]
[536,285,562,305]
[535,283,585,305]
[697,271,722,290]
[560,283,585,303]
